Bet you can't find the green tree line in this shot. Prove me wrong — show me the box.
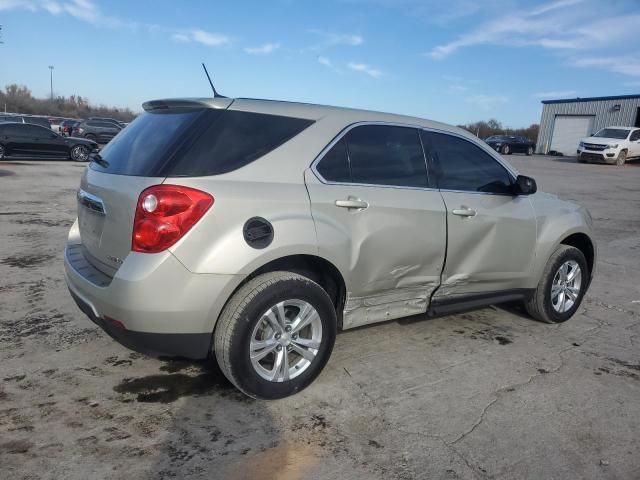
[457,119,539,142]
[0,84,136,121]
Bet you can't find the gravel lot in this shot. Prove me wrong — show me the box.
[1,155,639,480]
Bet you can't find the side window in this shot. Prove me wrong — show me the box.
[424,132,513,194]
[316,138,351,183]
[345,125,428,188]
[630,130,640,141]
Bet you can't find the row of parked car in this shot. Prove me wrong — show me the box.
[0,115,128,162]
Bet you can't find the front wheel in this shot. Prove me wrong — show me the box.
[525,245,588,323]
[526,146,534,156]
[214,271,337,399]
[501,145,511,155]
[70,145,89,162]
[616,150,627,166]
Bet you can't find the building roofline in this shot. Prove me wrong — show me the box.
[542,94,640,104]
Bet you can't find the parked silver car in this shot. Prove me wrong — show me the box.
[64,98,596,399]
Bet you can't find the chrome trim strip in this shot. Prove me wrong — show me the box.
[77,189,106,215]
[309,120,519,194]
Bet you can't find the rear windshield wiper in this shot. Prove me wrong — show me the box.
[89,152,109,168]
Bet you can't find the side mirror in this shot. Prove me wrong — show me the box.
[514,175,537,195]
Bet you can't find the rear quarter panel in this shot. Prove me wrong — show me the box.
[167,178,318,274]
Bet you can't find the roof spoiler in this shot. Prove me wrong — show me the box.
[142,98,233,112]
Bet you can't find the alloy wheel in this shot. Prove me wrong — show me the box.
[249,299,323,382]
[0,145,4,160]
[72,145,89,162]
[551,260,582,313]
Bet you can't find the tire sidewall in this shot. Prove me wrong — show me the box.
[0,144,5,160]
[222,277,337,399]
[541,248,588,322]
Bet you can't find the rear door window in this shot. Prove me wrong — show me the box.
[344,125,428,188]
[424,131,513,194]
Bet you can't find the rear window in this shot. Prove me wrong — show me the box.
[92,108,313,176]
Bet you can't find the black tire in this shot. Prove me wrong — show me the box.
[214,271,337,399]
[526,146,534,156]
[0,144,5,160]
[525,245,588,324]
[70,145,89,162]
[502,145,511,155]
[578,156,586,163]
[616,150,627,166]
[84,133,97,142]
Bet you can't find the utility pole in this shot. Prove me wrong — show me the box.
[49,65,54,99]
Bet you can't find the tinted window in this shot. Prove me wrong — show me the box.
[630,130,640,141]
[93,109,205,176]
[316,139,350,182]
[167,110,314,176]
[0,124,22,135]
[345,125,427,188]
[425,132,513,194]
[593,128,630,139]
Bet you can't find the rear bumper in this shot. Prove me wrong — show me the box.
[64,242,245,359]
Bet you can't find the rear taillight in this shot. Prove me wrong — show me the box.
[132,185,213,253]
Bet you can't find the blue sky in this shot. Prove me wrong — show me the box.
[1,0,639,127]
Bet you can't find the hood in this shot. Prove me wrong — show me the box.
[581,136,623,145]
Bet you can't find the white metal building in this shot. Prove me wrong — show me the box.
[536,94,640,155]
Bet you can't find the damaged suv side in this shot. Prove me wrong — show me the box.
[65,98,596,399]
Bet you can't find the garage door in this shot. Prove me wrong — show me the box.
[550,115,594,155]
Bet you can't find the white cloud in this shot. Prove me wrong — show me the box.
[448,85,468,93]
[465,94,508,109]
[0,0,36,11]
[534,90,577,98]
[569,55,640,77]
[244,42,280,55]
[308,30,363,50]
[347,62,382,78]
[318,56,333,67]
[426,0,640,60]
[171,29,230,47]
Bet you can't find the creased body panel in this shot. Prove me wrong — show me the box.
[305,170,446,329]
[435,192,537,297]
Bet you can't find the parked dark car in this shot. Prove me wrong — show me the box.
[0,114,52,129]
[60,119,81,137]
[0,123,97,161]
[485,135,536,155]
[87,117,126,128]
[73,119,122,144]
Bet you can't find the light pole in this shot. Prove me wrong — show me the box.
[48,65,54,99]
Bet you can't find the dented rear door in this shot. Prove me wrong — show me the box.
[306,125,447,329]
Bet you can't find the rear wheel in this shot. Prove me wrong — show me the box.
[525,245,588,323]
[214,271,337,399]
[84,133,97,143]
[70,145,89,162]
[526,146,534,156]
[502,145,511,155]
[616,150,627,166]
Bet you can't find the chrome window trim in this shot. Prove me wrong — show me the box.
[310,121,520,195]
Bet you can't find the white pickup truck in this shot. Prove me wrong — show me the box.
[577,126,640,165]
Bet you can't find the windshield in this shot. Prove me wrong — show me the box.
[593,128,630,139]
[486,136,508,141]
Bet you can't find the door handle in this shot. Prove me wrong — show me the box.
[335,199,369,210]
[452,207,477,217]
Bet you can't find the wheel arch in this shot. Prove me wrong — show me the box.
[215,254,347,333]
[560,232,595,278]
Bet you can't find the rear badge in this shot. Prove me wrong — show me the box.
[107,255,124,265]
